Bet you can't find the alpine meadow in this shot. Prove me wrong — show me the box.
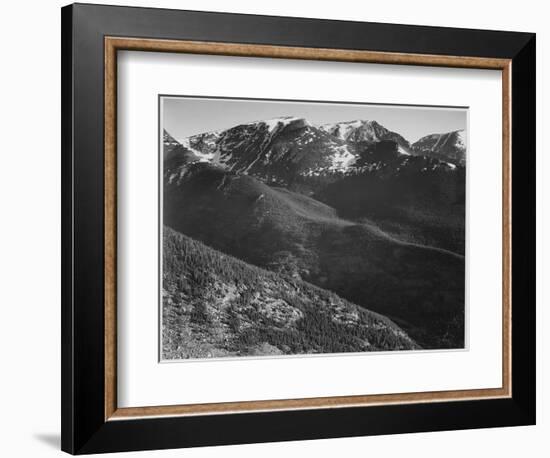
[161,97,467,361]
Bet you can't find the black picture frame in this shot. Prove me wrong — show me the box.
[61,3,536,454]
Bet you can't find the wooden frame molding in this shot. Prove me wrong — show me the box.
[104,36,512,421]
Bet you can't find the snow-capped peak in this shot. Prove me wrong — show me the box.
[261,116,310,132]
[320,119,386,142]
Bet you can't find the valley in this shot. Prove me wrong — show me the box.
[161,114,467,358]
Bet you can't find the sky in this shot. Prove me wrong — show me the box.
[162,96,467,144]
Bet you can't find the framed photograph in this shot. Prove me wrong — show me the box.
[61,3,536,454]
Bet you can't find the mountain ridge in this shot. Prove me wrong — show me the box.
[163,116,464,183]
[320,119,412,153]
[411,129,466,165]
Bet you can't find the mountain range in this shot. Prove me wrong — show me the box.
[162,115,466,357]
[166,117,464,181]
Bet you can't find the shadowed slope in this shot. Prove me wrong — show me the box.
[164,163,465,349]
[162,227,418,359]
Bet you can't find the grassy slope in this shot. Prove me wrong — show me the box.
[164,164,465,349]
[162,227,417,360]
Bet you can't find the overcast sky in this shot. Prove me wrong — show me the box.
[162,96,467,144]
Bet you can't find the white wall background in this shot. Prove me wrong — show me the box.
[0,1,545,456]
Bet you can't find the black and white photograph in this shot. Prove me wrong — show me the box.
[161,96,467,360]
[1,1,542,456]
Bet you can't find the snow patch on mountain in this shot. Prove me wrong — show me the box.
[164,115,463,185]
[320,120,412,151]
[163,129,180,145]
[321,120,365,141]
[455,129,466,149]
[445,162,457,170]
[320,120,372,141]
[181,138,215,163]
[411,129,466,166]
[329,145,357,171]
[397,145,411,156]
[262,116,307,132]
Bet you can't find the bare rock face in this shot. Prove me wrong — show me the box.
[321,119,411,151]
[412,129,466,166]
